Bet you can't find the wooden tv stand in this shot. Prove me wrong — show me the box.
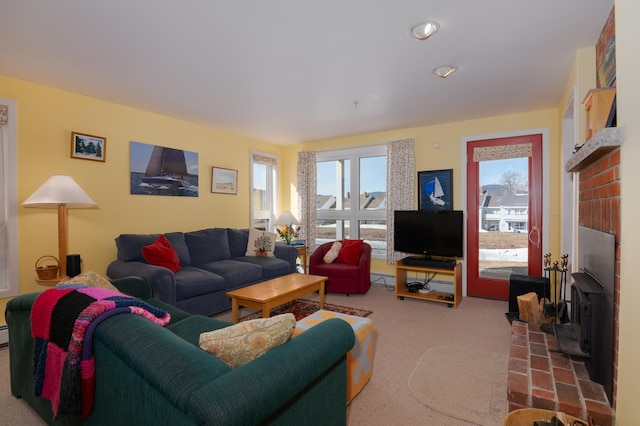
[395,259,462,308]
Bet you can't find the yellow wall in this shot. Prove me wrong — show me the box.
[613,0,640,423]
[280,109,562,277]
[0,75,286,321]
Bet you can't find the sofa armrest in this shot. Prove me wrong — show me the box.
[107,260,177,305]
[273,244,298,271]
[309,242,331,267]
[187,318,355,425]
[358,242,372,277]
[6,292,43,401]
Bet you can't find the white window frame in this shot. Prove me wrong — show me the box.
[250,151,278,231]
[0,99,18,298]
[316,145,387,258]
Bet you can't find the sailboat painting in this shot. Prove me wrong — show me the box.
[130,141,199,197]
[418,169,453,211]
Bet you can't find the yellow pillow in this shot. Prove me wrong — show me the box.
[58,270,118,291]
[199,313,296,369]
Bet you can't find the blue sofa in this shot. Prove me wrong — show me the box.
[6,277,356,425]
[106,228,298,316]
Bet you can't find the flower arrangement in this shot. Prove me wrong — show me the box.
[276,224,301,245]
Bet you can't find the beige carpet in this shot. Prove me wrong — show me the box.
[409,345,508,426]
[0,347,46,425]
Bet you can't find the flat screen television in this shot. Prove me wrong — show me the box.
[393,210,464,259]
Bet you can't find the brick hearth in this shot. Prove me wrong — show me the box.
[507,321,614,425]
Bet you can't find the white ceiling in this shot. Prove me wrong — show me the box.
[0,1,614,144]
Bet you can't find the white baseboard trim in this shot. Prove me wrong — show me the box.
[0,324,8,347]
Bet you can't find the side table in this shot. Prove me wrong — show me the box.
[295,245,307,273]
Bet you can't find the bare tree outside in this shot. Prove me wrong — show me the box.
[500,170,526,195]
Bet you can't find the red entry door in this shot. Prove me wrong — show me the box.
[466,134,543,299]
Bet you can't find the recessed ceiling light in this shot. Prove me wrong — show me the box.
[432,65,456,78]
[410,22,439,40]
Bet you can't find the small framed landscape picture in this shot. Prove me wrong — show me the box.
[71,132,106,162]
[211,167,238,194]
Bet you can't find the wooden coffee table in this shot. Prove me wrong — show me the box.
[227,274,327,323]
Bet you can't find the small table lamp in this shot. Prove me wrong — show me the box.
[275,211,300,245]
[22,175,97,278]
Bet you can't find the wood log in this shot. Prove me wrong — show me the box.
[517,292,540,324]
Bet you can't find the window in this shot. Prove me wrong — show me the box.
[316,146,387,257]
[250,151,278,231]
[0,100,18,297]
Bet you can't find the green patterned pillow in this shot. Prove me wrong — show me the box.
[58,270,118,291]
[199,314,296,369]
[245,228,277,257]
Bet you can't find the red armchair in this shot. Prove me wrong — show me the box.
[309,241,372,295]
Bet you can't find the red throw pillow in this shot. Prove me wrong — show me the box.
[142,234,182,273]
[336,239,364,266]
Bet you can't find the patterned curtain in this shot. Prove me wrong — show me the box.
[252,152,278,167]
[297,151,317,253]
[472,143,532,162]
[386,138,415,264]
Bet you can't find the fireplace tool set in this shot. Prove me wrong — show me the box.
[540,252,570,333]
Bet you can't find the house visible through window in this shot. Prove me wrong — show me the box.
[316,146,387,257]
[250,151,278,231]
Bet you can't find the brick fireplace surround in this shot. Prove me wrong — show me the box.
[508,321,614,425]
[506,129,620,425]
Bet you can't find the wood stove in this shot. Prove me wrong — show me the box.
[554,225,615,404]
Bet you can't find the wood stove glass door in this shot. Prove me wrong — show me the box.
[466,134,543,299]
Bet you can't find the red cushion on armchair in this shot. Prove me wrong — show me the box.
[336,239,364,265]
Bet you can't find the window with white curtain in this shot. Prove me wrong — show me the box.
[0,99,18,297]
[316,145,387,257]
[250,151,278,231]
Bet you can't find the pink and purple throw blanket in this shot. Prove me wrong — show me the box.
[30,284,170,419]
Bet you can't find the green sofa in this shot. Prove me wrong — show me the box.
[6,277,356,425]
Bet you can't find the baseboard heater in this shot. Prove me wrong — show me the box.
[0,324,8,347]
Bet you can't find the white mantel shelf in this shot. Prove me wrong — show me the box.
[565,127,621,173]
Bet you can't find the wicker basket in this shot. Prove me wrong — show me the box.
[503,408,588,425]
[35,255,60,280]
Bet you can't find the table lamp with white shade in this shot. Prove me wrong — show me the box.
[22,175,97,279]
[274,211,301,245]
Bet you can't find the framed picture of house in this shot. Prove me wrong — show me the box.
[418,169,453,211]
[71,132,106,162]
[211,167,238,194]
